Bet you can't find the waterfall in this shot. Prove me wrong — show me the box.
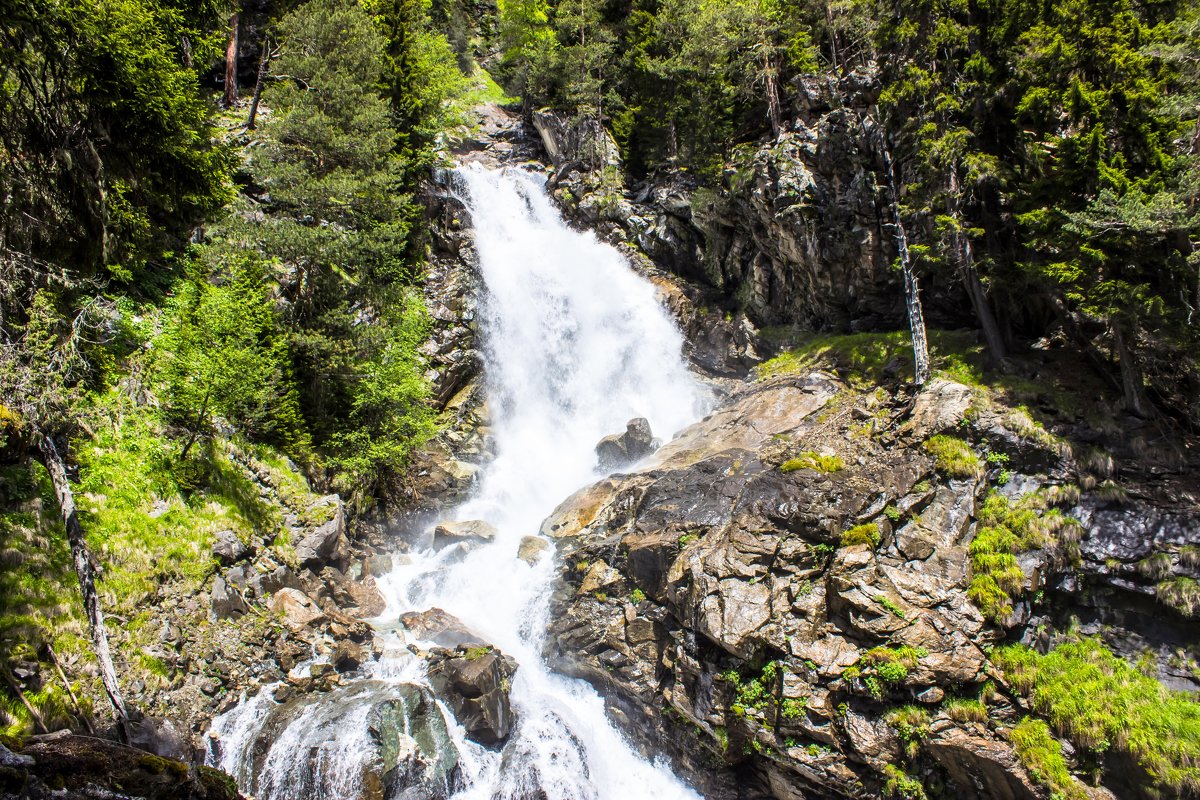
[207,164,710,800]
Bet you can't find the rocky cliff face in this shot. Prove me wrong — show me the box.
[535,361,1198,799]
[388,103,1200,800]
[536,74,972,335]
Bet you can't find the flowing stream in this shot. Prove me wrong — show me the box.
[207,164,710,799]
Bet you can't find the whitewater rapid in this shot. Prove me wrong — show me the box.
[208,163,710,799]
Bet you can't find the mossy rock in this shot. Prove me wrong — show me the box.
[12,735,242,799]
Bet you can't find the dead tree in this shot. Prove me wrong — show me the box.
[36,432,130,741]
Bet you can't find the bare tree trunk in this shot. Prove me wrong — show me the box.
[763,50,782,139]
[946,170,1005,365]
[960,252,1007,365]
[1112,321,1147,416]
[245,36,271,130]
[35,432,130,742]
[222,11,239,109]
[878,128,931,386]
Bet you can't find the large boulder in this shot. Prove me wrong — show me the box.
[212,529,250,566]
[3,734,241,800]
[368,686,462,799]
[399,608,481,648]
[294,496,349,570]
[210,575,249,620]
[432,520,497,548]
[595,417,656,470]
[428,644,519,746]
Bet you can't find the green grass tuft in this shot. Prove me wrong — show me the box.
[1009,717,1087,800]
[923,435,983,479]
[944,697,988,724]
[780,451,845,473]
[967,492,1080,622]
[1157,577,1200,618]
[841,523,881,548]
[992,637,1200,795]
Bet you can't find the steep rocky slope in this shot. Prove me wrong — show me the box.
[539,361,1199,799]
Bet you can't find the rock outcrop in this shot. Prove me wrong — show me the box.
[1,735,242,800]
[595,417,657,470]
[540,371,1088,798]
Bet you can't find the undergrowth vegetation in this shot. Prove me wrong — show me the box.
[993,637,1200,796]
[968,492,1082,622]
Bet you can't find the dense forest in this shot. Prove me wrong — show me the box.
[494,0,1200,421]
[1,0,1200,796]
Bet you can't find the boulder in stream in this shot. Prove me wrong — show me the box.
[433,519,497,548]
[594,417,656,470]
[399,607,482,648]
[428,644,519,746]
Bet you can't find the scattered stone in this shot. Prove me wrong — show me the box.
[332,641,365,673]
[267,588,328,629]
[211,529,250,566]
[517,536,549,565]
[433,519,497,547]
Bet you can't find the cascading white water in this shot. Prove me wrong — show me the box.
[208,163,710,800]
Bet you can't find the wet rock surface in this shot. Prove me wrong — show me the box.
[595,417,657,470]
[428,644,520,746]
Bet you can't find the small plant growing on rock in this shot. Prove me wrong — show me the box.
[629,588,646,604]
[992,638,1200,797]
[1009,718,1087,800]
[944,697,988,724]
[781,698,806,719]
[885,705,930,759]
[781,451,845,474]
[840,523,881,548]
[883,505,902,522]
[923,435,983,479]
[875,594,906,618]
[1157,577,1200,618]
[1137,552,1173,580]
[883,764,928,799]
